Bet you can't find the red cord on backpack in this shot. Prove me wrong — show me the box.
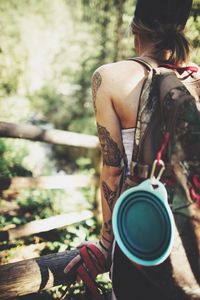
[193,175,200,189]
[159,64,198,75]
[190,188,200,206]
[150,132,170,180]
[156,132,170,165]
[190,175,200,206]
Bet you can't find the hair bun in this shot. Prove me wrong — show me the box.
[134,0,193,28]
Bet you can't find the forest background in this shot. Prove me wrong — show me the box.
[0,0,199,299]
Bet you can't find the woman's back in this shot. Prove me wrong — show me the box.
[96,58,200,131]
[95,60,146,129]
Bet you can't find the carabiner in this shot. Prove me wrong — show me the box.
[150,159,165,180]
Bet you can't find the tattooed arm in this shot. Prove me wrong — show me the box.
[63,67,125,276]
[92,67,125,251]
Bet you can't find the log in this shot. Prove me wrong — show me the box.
[0,249,79,300]
[0,121,99,148]
[0,174,97,190]
[0,210,93,242]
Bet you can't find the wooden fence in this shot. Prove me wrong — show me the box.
[0,249,79,300]
[0,121,102,300]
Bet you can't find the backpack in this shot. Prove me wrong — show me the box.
[127,57,200,299]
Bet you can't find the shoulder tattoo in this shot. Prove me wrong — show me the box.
[92,71,102,113]
[97,123,122,167]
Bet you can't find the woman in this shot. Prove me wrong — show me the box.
[64,0,200,299]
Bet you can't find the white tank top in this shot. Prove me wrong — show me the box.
[121,128,135,175]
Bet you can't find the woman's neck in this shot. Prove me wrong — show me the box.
[136,40,172,65]
[138,54,160,67]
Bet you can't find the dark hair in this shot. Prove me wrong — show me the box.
[131,18,191,65]
[134,0,193,29]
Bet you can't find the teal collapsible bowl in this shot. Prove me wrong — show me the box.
[112,178,175,266]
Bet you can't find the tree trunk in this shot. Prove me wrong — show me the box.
[113,0,125,62]
[99,1,111,62]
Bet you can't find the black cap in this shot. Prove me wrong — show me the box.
[134,0,193,28]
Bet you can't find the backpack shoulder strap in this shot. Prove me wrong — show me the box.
[127,58,159,177]
[127,57,154,72]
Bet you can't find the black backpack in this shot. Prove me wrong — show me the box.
[126,57,200,299]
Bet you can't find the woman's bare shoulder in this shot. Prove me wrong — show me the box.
[95,59,142,71]
[92,59,145,85]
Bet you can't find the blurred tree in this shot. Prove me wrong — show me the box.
[187,0,200,64]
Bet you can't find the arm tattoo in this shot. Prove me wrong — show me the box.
[101,233,112,244]
[102,181,117,211]
[97,123,122,167]
[92,71,102,113]
[104,220,112,235]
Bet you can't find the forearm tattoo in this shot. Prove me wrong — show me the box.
[92,71,102,114]
[102,181,117,211]
[104,220,112,235]
[97,123,122,167]
[101,233,112,244]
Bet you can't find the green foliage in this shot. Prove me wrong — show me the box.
[0,0,136,135]
[0,215,9,229]
[1,0,198,135]
[186,16,200,65]
[16,190,55,219]
[0,139,32,177]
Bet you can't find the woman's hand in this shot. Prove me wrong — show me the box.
[63,240,111,280]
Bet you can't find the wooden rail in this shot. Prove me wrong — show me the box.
[0,121,100,148]
[0,249,80,300]
[0,122,102,299]
[0,174,97,190]
[0,210,93,241]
